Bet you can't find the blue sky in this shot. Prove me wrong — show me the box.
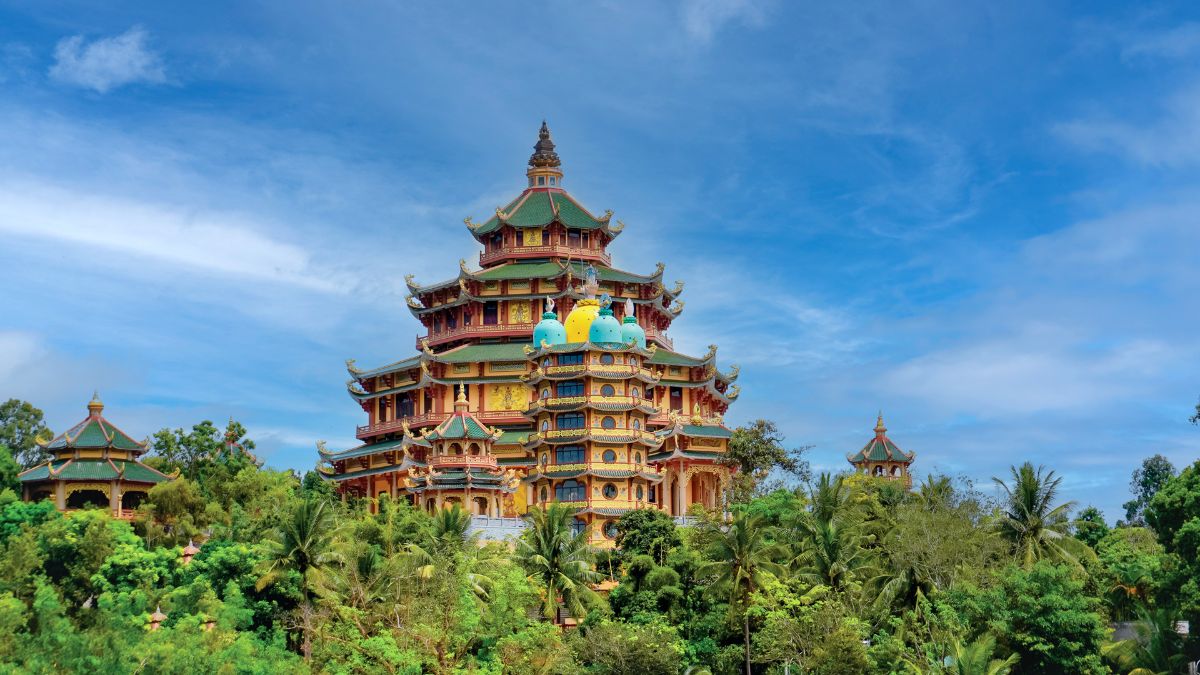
[1,2,1197,521]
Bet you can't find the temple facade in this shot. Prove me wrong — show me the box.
[19,394,172,516]
[320,123,740,544]
[846,414,916,488]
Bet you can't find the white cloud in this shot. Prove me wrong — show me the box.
[0,180,344,292]
[681,0,768,43]
[1120,22,1200,60]
[49,26,166,93]
[1055,80,1200,167]
[0,331,43,384]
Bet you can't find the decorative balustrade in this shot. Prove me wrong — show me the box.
[417,322,536,349]
[428,454,498,469]
[357,409,525,440]
[527,394,655,412]
[479,244,610,267]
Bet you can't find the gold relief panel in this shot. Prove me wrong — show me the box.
[490,361,527,372]
[488,384,526,411]
[690,437,723,448]
[508,300,532,324]
[522,228,543,246]
[453,363,471,374]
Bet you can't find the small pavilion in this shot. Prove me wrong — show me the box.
[18,394,172,516]
[847,413,916,488]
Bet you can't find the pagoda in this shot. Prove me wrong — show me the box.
[19,394,172,516]
[320,123,740,544]
[846,413,915,488]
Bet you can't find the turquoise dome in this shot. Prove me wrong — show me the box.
[621,315,646,349]
[533,311,567,347]
[588,307,623,344]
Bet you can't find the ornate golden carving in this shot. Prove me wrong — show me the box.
[600,209,613,223]
[459,258,471,274]
[406,295,423,309]
[420,338,435,357]
[612,220,626,233]
[670,280,685,296]
[703,344,718,361]
[316,440,328,454]
[345,359,361,374]
[654,262,665,277]
[508,300,531,325]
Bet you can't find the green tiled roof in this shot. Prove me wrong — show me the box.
[323,438,409,460]
[424,410,495,441]
[437,342,532,363]
[45,411,145,453]
[648,349,707,367]
[848,436,914,464]
[472,191,608,235]
[495,429,530,445]
[473,261,654,284]
[19,459,169,483]
[352,355,422,379]
[680,425,732,439]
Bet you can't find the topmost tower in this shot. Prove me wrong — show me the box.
[527,120,563,188]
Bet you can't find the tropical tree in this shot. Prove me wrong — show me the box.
[0,399,51,468]
[1101,607,1186,675]
[1123,455,1176,526]
[992,462,1090,568]
[916,474,954,510]
[945,634,1018,675]
[515,504,599,622]
[699,511,785,675]
[256,497,338,659]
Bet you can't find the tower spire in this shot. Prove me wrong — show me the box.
[527,120,564,188]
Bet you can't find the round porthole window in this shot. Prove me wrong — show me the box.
[604,520,619,539]
[603,449,616,463]
[603,483,617,499]
[601,384,615,396]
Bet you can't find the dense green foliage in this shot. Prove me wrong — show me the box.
[0,403,1197,673]
[0,399,51,468]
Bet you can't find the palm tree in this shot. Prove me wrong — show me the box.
[256,498,339,659]
[992,462,1090,568]
[404,504,492,598]
[1102,607,1186,675]
[792,508,873,591]
[916,474,954,510]
[699,511,785,675]
[945,634,1018,675]
[323,542,396,634]
[515,503,599,622]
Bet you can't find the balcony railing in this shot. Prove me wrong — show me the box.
[527,394,656,413]
[644,325,674,349]
[429,454,498,469]
[357,409,528,440]
[479,244,610,267]
[417,322,535,349]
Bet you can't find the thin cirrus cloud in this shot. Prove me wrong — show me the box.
[49,26,166,93]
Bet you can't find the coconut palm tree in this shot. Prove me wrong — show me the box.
[256,498,339,659]
[916,474,954,510]
[945,634,1018,675]
[792,508,873,591]
[992,462,1091,568]
[1102,607,1186,675]
[515,503,599,622]
[699,511,786,675]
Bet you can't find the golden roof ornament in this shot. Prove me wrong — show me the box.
[691,403,704,426]
[670,280,685,296]
[599,209,613,223]
[315,440,327,455]
[345,358,361,374]
[704,344,718,361]
[420,338,435,356]
[404,273,418,289]
[612,220,626,233]
[406,295,423,309]
[875,412,887,436]
[459,258,471,274]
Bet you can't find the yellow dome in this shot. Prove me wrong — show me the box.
[564,299,600,343]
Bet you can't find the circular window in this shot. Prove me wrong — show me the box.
[600,384,615,396]
[603,483,617,499]
[636,485,644,500]
[604,520,619,539]
[539,486,548,502]
[601,416,616,429]
[600,353,615,365]
[603,449,616,463]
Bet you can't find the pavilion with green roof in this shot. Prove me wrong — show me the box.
[19,394,172,515]
[846,414,916,488]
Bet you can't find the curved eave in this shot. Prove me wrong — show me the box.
[525,340,658,360]
[347,373,431,401]
[466,189,620,238]
[319,462,425,482]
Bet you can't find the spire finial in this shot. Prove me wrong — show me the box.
[874,412,886,436]
[87,391,104,415]
[527,120,563,187]
[455,383,468,408]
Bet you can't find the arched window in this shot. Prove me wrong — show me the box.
[599,353,615,365]
[539,486,548,502]
[891,466,901,476]
[602,483,618,499]
[634,452,642,464]
[630,357,638,367]
[542,357,552,368]
[601,416,616,429]
[632,418,641,430]
[873,466,884,477]
[540,452,549,466]
[631,386,640,398]
[540,419,550,432]
[557,412,585,429]
[556,480,586,501]
[603,449,617,463]
[636,485,644,500]
[600,384,615,396]
[541,388,550,399]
